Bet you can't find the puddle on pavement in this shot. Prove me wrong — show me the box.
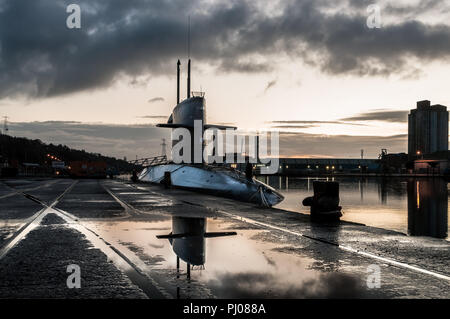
[0,220,26,243]
[83,216,365,298]
[117,192,149,195]
[132,197,174,206]
[62,199,116,203]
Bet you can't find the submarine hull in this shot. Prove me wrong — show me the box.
[138,164,284,207]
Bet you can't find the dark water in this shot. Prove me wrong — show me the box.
[262,176,449,240]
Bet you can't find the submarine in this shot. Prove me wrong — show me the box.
[157,216,237,266]
[157,216,237,298]
[138,59,284,207]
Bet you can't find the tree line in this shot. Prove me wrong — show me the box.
[0,134,135,172]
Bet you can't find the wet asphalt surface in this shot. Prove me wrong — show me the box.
[0,178,449,299]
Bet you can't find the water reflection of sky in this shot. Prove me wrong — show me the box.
[85,218,367,298]
[265,176,449,239]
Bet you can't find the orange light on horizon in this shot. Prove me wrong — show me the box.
[416,181,420,209]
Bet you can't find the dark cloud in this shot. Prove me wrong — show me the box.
[272,120,340,124]
[272,125,316,129]
[347,0,372,9]
[147,97,165,103]
[207,271,368,298]
[8,121,169,159]
[138,115,167,119]
[340,110,409,123]
[214,122,236,126]
[270,120,367,127]
[263,79,277,93]
[219,60,273,73]
[129,75,152,88]
[385,0,446,17]
[1,0,450,99]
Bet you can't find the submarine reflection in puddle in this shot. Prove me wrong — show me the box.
[407,179,448,239]
[157,216,237,278]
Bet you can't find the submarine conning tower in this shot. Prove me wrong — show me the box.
[156,59,236,164]
[173,59,206,128]
[157,59,206,164]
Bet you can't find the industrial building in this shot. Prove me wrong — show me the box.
[230,158,380,175]
[408,100,448,159]
[219,99,450,176]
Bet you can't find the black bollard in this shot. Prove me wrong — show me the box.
[162,171,172,188]
[245,161,253,181]
[302,181,342,221]
[131,170,138,183]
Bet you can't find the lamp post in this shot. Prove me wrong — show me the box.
[416,150,423,159]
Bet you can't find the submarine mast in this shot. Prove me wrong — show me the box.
[187,59,191,99]
[187,16,191,99]
[177,60,180,104]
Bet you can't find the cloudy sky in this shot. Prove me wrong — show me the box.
[1,0,450,159]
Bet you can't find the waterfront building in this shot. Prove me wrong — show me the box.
[408,100,448,158]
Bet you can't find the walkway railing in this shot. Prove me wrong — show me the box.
[128,155,168,168]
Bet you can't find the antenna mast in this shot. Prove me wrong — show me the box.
[187,16,191,99]
[161,138,167,157]
[177,60,181,104]
[188,15,191,59]
[2,116,8,135]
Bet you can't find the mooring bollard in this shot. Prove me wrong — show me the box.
[162,171,172,188]
[131,170,138,183]
[302,181,342,221]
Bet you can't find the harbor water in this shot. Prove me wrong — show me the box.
[264,176,450,240]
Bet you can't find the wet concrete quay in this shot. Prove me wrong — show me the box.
[0,178,449,299]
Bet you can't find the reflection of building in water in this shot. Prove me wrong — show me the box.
[358,178,364,202]
[157,216,236,298]
[407,179,448,238]
[378,178,406,205]
[378,178,387,204]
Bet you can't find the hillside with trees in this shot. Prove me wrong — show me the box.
[0,133,135,173]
